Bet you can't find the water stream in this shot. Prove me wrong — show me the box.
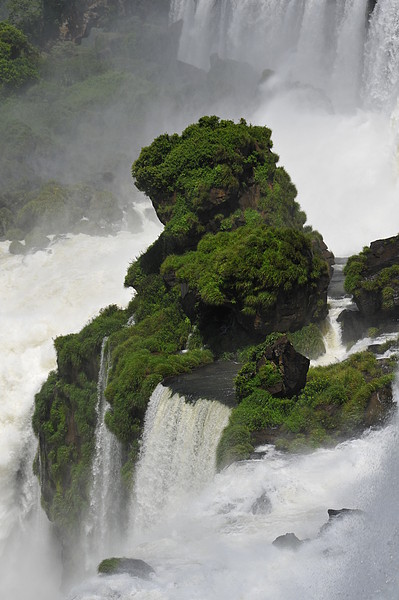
[2,0,399,597]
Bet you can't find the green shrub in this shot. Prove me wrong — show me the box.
[0,21,39,91]
[217,351,395,464]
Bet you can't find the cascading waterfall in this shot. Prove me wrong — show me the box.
[84,337,123,569]
[363,0,399,110]
[0,223,162,598]
[4,2,399,598]
[130,384,231,535]
[171,0,399,113]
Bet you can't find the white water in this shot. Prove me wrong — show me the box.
[2,0,399,597]
[130,384,231,535]
[84,338,123,569]
[0,216,162,598]
[172,0,399,256]
[69,377,399,600]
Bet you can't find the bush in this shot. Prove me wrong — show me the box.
[0,21,39,91]
[217,351,396,465]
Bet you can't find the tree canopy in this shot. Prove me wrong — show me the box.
[0,21,39,90]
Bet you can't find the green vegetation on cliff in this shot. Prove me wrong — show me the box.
[344,235,399,318]
[217,350,396,469]
[33,295,212,530]
[0,21,39,91]
[161,224,327,321]
[132,115,305,246]
[33,116,331,537]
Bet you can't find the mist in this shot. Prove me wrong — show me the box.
[1,0,399,598]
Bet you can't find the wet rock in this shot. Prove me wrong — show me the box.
[348,234,399,322]
[273,533,304,550]
[251,491,271,515]
[98,557,155,579]
[338,308,368,345]
[257,335,310,398]
[318,508,364,535]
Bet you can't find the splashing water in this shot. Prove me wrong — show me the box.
[83,338,124,570]
[130,384,231,536]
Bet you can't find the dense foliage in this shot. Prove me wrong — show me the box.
[344,237,399,315]
[161,224,326,320]
[0,21,39,90]
[217,351,396,469]
[132,116,306,243]
[0,11,180,248]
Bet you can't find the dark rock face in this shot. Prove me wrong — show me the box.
[259,335,310,398]
[343,235,399,344]
[273,508,364,551]
[319,508,364,535]
[98,557,155,579]
[273,533,304,550]
[337,308,368,345]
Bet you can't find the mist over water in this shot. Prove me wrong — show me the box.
[172,0,399,256]
[0,218,161,598]
[2,0,399,598]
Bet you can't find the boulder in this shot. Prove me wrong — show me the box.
[258,335,310,398]
[273,533,304,550]
[235,334,310,402]
[98,557,155,579]
[337,308,368,345]
[251,491,272,515]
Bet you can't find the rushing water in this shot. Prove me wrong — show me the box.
[2,0,399,598]
[84,338,124,570]
[171,0,399,256]
[0,216,162,598]
[130,384,231,536]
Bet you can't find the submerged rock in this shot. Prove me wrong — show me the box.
[273,533,304,550]
[98,557,155,579]
[251,491,272,515]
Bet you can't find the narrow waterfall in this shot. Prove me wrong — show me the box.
[84,337,123,568]
[130,384,231,533]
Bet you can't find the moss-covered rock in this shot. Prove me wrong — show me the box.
[344,235,399,320]
[132,116,307,253]
[33,117,332,544]
[98,557,154,578]
[217,351,396,469]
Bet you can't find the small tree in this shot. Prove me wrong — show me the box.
[0,20,39,91]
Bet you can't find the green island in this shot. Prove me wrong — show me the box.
[32,115,398,546]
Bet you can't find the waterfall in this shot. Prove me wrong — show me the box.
[84,337,123,568]
[170,0,399,112]
[363,0,399,110]
[130,384,231,534]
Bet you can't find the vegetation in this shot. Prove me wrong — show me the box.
[344,238,399,317]
[0,21,39,91]
[161,224,326,321]
[33,291,212,530]
[217,351,396,469]
[98,558,120,574]
[288,323,325,360]
[132,115,306,245]
[0,9,179,249]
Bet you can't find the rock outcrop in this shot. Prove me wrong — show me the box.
[342,234,399,343]
[235,335,310,401]
[98,557,155,578]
